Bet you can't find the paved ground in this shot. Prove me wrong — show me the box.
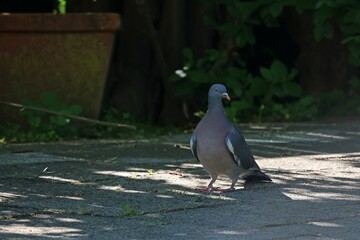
[0,121,360,239]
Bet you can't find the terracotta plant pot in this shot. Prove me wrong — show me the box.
[0,13,120,123]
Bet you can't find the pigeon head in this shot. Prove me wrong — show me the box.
[208,84,230,109]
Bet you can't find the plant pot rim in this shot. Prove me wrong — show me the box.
[0,13,121,32]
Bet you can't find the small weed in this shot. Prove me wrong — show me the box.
[78,207,91,215]
[0,95,183,143]
[118,204,143,217]
[84,107,182,139]
[0,92,82,142]
[193,196,205,203]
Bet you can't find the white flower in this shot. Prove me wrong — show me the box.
[183,66,189,70]
[175,69,187,78]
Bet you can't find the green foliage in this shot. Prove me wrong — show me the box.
[86,108,181,139]
[0,101,180,143]
[282,0,360,105]
[172,0,360,122]
[173,50,317,122]
[289,0,360,116]
[309,0,360,66]
[171,0,318,122]
[79,107,142,139]
[0,92,82,142]
[318,76,360,117]
[55,0,67,14]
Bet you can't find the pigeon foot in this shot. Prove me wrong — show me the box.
[195,186,220,192]
[219,187,236,193]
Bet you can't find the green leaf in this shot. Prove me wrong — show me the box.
[269,1,284,17]
[188,70,209,83]
[58,0,66,14]
[270,60,288,82]
[169,73,181,82]
[298,96,315,107]
[68,105,83,116]
[293,0,317,14]
[289,96,318,120]
[231,99,252,111]
[207,49,224,62]
[283,82,302,97]
[314,22,334,41]
[28,116,41,128]
[347,43,360,66]
[223,75,243,96]
[236,35,247,48]
[21,99,35,108]
[40,92,59,109]
[342,35,360,44]
[219,23,239,37]
[349,75,360,89]
[315,0,326,9]
[313,6,335,41]
[250,77,267,96]
[232,1,260,21]
[50,116,69,126]
[342,7,360,25]
[235,25,256,48]
[174,80,197,97]
[182,48,193,61]
[203,15,218,29]
[247,31,256,45]
[273,85,285,98]
[227,66,246,79]
[288,68,299,80]
[260,67,274,82]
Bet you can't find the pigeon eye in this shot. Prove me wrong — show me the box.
[215,89,219,92]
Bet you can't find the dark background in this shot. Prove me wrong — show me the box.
[0,0,358,124]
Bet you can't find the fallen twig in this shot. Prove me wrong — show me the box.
[0,100,137,130]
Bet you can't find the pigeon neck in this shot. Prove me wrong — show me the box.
[208,98,224,111]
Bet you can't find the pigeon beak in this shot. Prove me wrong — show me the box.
[222,93,231,101]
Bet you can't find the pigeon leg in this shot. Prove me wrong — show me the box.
[219,180,237,192]
[196,176,218,191]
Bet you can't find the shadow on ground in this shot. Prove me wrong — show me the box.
[0,121,359,239]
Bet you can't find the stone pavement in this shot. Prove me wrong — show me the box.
[0,121,359,239]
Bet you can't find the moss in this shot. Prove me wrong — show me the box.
[0,30,114,123]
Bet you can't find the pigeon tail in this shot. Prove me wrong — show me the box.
[240,170,272,182]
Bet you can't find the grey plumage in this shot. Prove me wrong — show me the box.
[190,84,271,191]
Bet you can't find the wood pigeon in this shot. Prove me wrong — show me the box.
[190,84,271,192]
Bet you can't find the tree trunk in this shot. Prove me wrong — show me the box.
[107,0,164,123]
[159,0,217,124]
[284,7,357,96]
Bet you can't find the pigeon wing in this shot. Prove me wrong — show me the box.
[190,132,200,162]
[225,126,259,170]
